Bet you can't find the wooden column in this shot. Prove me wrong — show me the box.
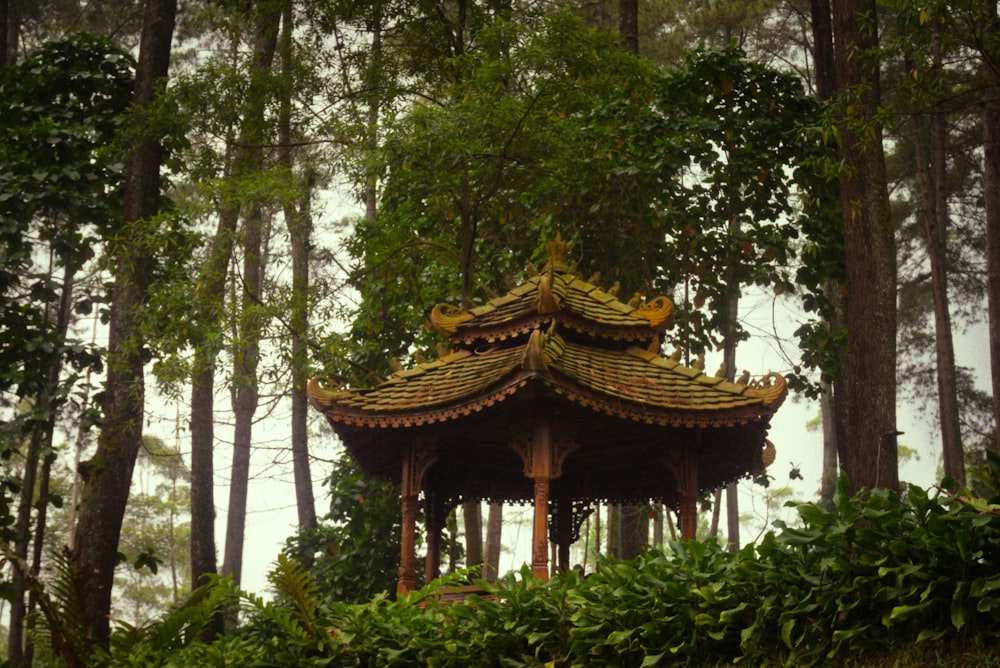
[510,420,578,582]
[665,435,699,541]
[398,492,419,595]
[398,440,436,596]
[678,494,698,540]
[531,420,553,580]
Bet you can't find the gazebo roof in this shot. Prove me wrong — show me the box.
[308,329,785,430]
[309,237,786,507]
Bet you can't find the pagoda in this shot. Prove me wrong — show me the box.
[308,236,785,593]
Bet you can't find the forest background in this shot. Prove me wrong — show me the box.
[0,0,998,663]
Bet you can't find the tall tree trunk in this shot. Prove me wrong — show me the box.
[983,3,1000,455]
[708,488,722,538]
[906,46,964,486]
[1,0,18,68]
[722,293,739,553]
[811,0,846,501]
[819,379,839,505]
[618,0,638,53]
[832,0,898,492]
[71,0,176,650]
[652,504,663,548]
[216,0,280,590]
[221,203,268,588]
[278,0,317,539]
[190,0,279,594]
[606,504,620,558]
[9,260,73,666]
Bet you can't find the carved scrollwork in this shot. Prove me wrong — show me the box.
[629,295,675,328]
[403,440,438,494]
[306,376,352,407]
[744,372,788,407]
[429,303,474,336]
[508,429,578,479]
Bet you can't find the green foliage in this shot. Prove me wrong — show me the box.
[0,33,134,400]
[283,455,410,605]
[92,454,1000,666]
[345,14,837,380]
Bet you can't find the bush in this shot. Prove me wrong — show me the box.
[98,454,1000,667]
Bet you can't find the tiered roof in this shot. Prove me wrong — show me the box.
[309,237,785,505]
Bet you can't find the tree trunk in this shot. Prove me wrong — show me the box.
[708,488,722,538]
[217,0,281,590]
[2,0,18,68]
[71,0,176,650]
[618,0,638,54]
[462,502,483,568]
[819,379,839,505]
[606,504,620,558]
[278,0,317,539]
[811,0,846,498]
[832,0,898,492]
[9,260,73,666]
[619,504,648,559]
[906,44,964,485]
[483,502,502,582]
[722,293,739,553]
[983,3,1000,455]
[221,202,267,588]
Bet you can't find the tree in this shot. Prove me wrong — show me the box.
[828,0,898,491]
[0,34,134,665]
[987,4,1000,456]
[277,0,318,543]
[219,0,282,592]
[71,0,177,649]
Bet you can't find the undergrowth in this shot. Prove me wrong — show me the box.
[36,454,1000,666]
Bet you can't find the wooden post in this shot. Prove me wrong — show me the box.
[398,492,418,595]
[398,441,436,595]
[531,420,552,581]
[678,494,697,540]
[664,435,699,541]
[532,479,551,580]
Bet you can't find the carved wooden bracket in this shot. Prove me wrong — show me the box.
[402,438,438,496]
[509,424,578,480]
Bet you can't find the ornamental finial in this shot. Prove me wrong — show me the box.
[545,233,571,273]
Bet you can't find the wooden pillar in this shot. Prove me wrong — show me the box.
[665,435,699,542]
[510,420,577,582]
[398,440,436,596]
[531,420,552,581]
[678,494,697,540]
[398,492,419,595]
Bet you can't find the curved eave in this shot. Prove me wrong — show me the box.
[308,363,784,432]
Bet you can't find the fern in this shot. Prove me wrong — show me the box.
[104,575,232,656]
[5,546,90,668]
[265,552,322,639]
